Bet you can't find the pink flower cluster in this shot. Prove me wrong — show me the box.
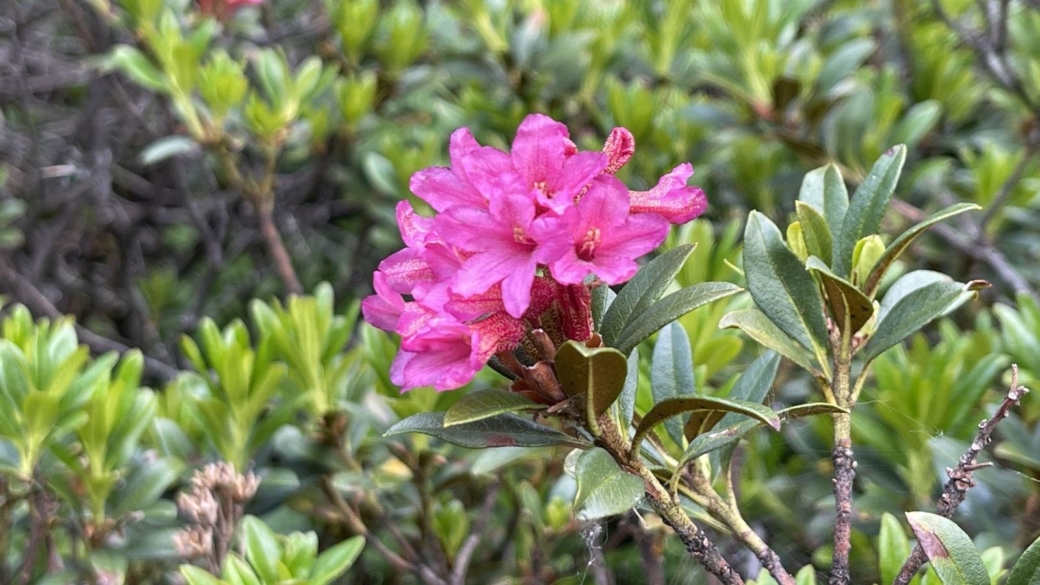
[362,114,707,391]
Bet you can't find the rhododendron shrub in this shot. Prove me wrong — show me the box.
[362,114,706,391]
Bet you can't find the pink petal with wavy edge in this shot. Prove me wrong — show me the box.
[396,201,434,248]
[629,163,708,223]
[409,167,484,212]
[361,272,405,332]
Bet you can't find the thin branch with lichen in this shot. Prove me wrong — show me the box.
[894,364,1029,585]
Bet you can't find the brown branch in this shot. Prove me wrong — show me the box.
[0,256,180,381]
[449,480,500,585]
[829,438,856,585]
[894,365,1029,585]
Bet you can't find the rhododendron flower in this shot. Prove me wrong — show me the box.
[196,0,262,20]
[362,113,708,392]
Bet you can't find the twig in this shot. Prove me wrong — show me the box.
[829,438,856,585]
[594,413,745,584]
[894,365,1029,585]
[449,480,500,585]
[321,477,448,585]
[0,257,180,381]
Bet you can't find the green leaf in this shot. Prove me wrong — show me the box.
[905,512,988,585]
[891,100,943,147]
[223,556,261,585]
[385,412,588,449]
[443,389,545,426]
[834,145,907,276]
[600,244,696,346]
[796,201,833,263]
[860,281,968,363]
[1006,535,1040,585]
[139,136,198,166]
[612,282,742,355]
[111,456,184,517]
[631,396,780,455]
[650,323,695,445]
[797,163,849,248]
[744,211,830,365]
[573,447,645,521]
[106,46,168,93]
[862,203,981,297]
[674,402,846,473]
[805,256,874,334]
[240,516,280,583]
[555,341,628,417]
[879,513,911,585]
[795,565,818,585]
[708,351,780,474]
[309,535,365,585]
[180,565,225,585]
[591,285,617,329]
[719,309,818,373]
[615,348,639,429]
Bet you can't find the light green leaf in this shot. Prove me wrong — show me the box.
[862,203,981,297]
[600,244,696,346]
[612,282,742,355]
[1005,534,1040,585]
[573,448,645,521]
[106,46,168,93]
[796,201,833,264]
[860,281,968,363]
[556,341,628,417]
[385,412,589,449]
[795,565,818,585]
[139,136,198,166]
[719,309,818,374]
[443,389,545,427]
[891,101,943,147]
[310,535,365,585]
[834,145,907,277]
[650,323,695,445]
[240,516,280,583]
[744,211,830,364]
[880,512,911,585]
[906,512,988,585]
[797,163,849,248]
[180,565,225,585]
[805,256,874,334]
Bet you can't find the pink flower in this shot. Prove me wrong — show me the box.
[549,176,669,285]
[630,163,708,224]
[362,113,709,392]
[510,114,607,213]
[436,191,569,318]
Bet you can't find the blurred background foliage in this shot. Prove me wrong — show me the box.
[1,0,1039,582]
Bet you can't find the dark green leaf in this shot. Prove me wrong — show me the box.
[796,201,833,264]
[860,281,968,363]
[111,457,185,517]
[612,282,742,355]
[632,396,780,454]
[385,412,588,449]
[805,256,874,334]
[797,163,849,248]
[443,389,545,427]
[891,101,943,147]
[600,244,696,346]
[834,145,907,276]
[905,511,988,585]
[573,447,645,521]
[719,309,818,373]
[591,285,617,329]
[555,341,628,417]
[1005,534,1040,585]
[709,352,780,475]
[615,348,639,429]
[862,203,980,297]
[778,403,848,419]
[743,211,830,362]
[650,323,695,445]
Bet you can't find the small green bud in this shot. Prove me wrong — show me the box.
[545,496,570,531]
[328,0,379,65]
[786,221,809,261]
[375,1,428,76]
[851,235,885,286]
[198,50,248,120]
[336,71,379,127]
